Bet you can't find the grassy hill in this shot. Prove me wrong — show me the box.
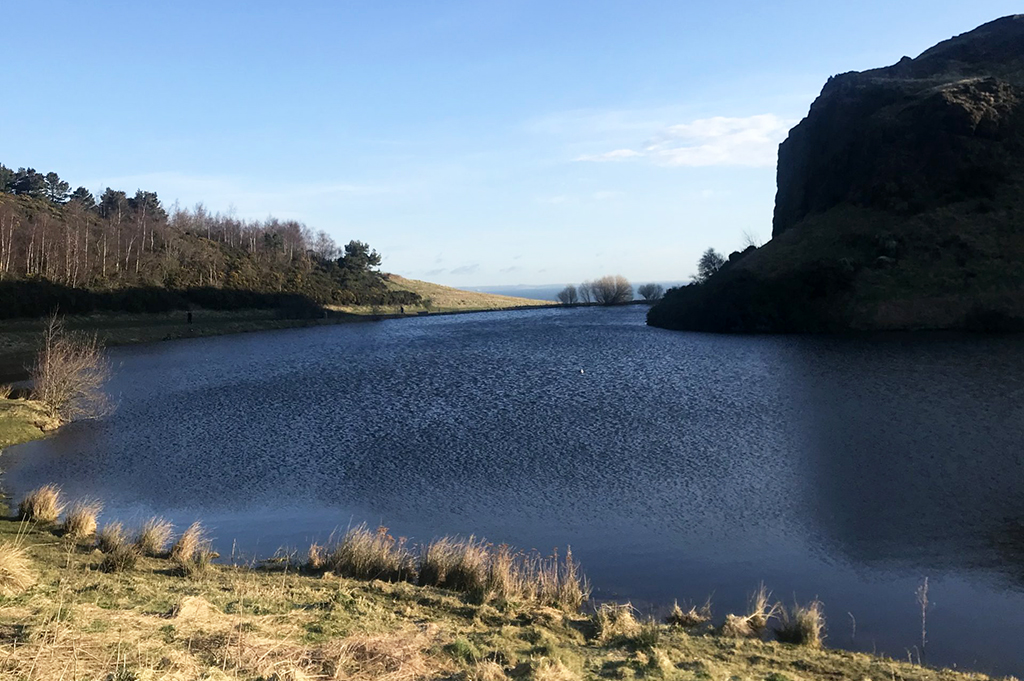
[331,274,556,314]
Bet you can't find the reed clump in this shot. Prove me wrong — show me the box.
[0,541,35,595]
[416,537,589,610]
[18,485,65,524]
[595,602,642,644]
[721,583,779,639]
[171,521,214,578]
[323,524,417,583]
[134,517,174,557]
[61,499,103,540]
[775,600,826,647]
[97,521,128,553]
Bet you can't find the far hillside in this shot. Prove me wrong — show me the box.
[331,274,555,314]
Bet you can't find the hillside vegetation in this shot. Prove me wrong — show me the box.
[0,166,420,319]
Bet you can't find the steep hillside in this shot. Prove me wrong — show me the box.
[649,15,1024,332]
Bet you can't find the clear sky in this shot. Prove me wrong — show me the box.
[3,1,1019,286]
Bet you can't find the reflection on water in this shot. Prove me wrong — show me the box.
[4,307,1024,674]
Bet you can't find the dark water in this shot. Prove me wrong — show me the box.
[5,306,1024,674]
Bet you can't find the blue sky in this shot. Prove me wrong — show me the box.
[3,1,1019,286]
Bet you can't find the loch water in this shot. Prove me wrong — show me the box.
[5,306,1024,674]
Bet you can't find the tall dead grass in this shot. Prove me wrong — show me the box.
[97,521,128,553]
[0,541,34,595]
[135,516,174,556]
[415,537,589,610]
[323,525,416,583]
[18,485,65,523]
[775,600,826,647]
[61,499,103,540]
[171,521,214,577]
[721,583,779,639]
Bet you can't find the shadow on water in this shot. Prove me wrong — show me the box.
[4,309,1024,674]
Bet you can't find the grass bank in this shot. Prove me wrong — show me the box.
[0,514,998,681]
[332,275,556,315]
[0,397,56,448]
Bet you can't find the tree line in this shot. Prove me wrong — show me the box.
[556,275,664,306]
[0,163,419,318]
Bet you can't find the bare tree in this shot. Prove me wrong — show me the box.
[578,281,593,304]
[741,230,762,249]
[31,313,112,422]
[556,284,578,305]
[637,283,664,301]
[590,275,633,305]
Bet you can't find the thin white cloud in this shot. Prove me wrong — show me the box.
[577,114,794,168]
[575,149,642,162]
[450,263,479,276]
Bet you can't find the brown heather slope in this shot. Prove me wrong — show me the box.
[649,15,1024,332]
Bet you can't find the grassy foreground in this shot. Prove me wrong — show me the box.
[0,519,997,681]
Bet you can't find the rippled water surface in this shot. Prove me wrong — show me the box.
[6,306,1024,674]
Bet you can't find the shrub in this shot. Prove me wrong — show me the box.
[62,499,103,540]
[0,542,35,595]
[97,521,129,554]
[18,485,65,524]
[30,313,111,422]
[774,600,825,647]
[134,517,174,557]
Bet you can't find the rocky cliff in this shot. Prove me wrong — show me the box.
[649,15,1024,332]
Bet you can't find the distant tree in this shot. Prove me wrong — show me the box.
[696,248,726,283]
[741,230,762,249]
[44,172,70,204]
[0,165,14,193]
[68,187,96,210]
[98,188,128,219]
[591,275,633,305]
[339,240,382,272]
[578,281,593,304]
[557,284,578,305]
[312,230,338,261]
[11,168,46,197]
[637,283,664,301]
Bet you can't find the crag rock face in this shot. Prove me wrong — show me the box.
[773,15,1024,237]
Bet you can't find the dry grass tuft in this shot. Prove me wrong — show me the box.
[171,522,213,577]
[134,516,174,556]
[61,499,103,540]
[721,583,779,639]
[306,542,326,571]
[775,599,826,647]
[418,538,589,610]
[666,597,712,628]
[170,521,208,562]
[0,384,12,399]
[97,520,128,553]
[0,541,35,595]
[325,525,416,583]
[18,485,65,524]
[99,542,139,573]
[595,602,642,643]
[472,660,510,681]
